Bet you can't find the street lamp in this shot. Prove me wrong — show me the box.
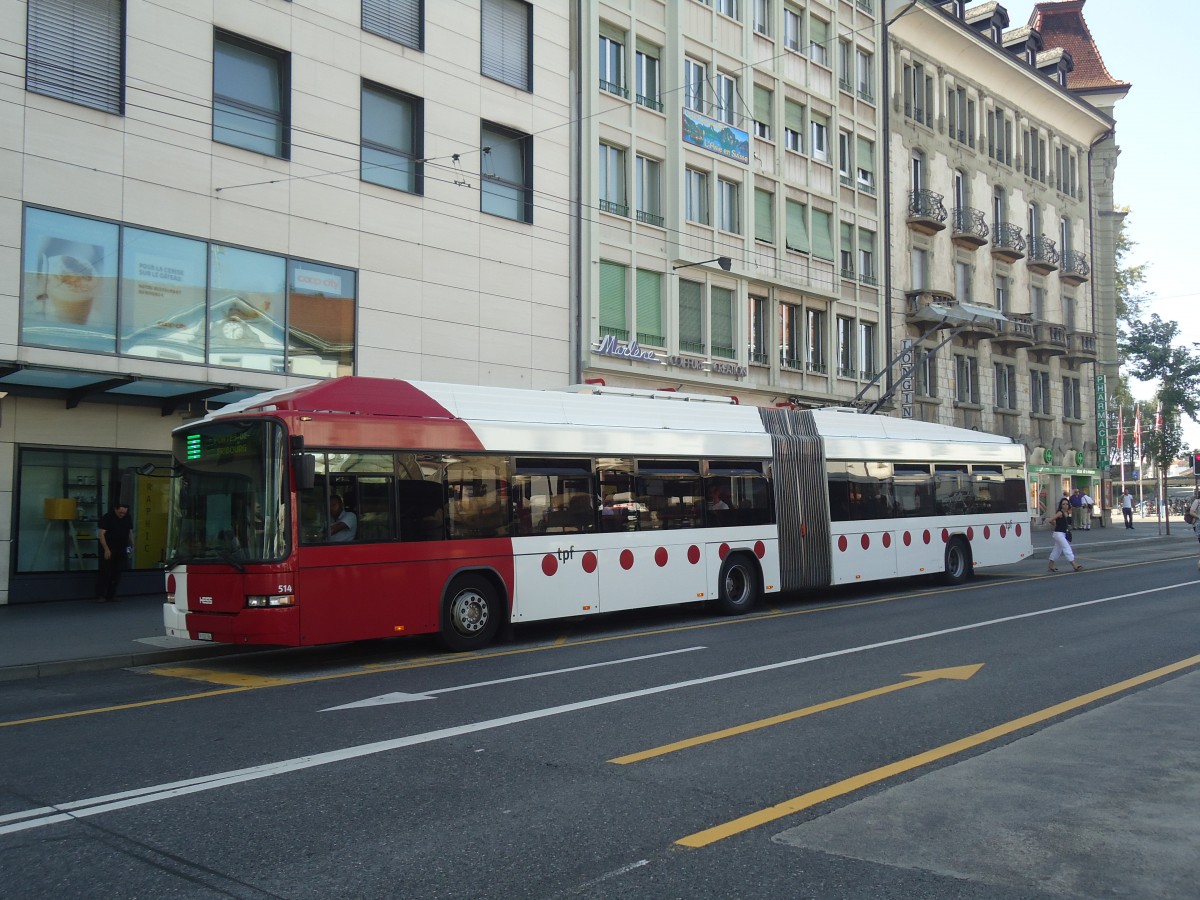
[673,256,732,272]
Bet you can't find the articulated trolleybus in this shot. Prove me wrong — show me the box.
[163,377,1030,651]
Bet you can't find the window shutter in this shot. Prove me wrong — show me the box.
[839,221,852,255]
[678,280,704,348]
[362,0,422,50]
[710,287,734,352]
[811,209,834,260]
[754,189,773,243]
[785,200,809,252]
[855,137,873,175]
[753,85,771,125]
[27,0,123,114]
[784,99,803,134]
[599,262,626,332]
[481,0,531,90]
[636,269,662,343]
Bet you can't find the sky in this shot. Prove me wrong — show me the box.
[1003,1,1200,454]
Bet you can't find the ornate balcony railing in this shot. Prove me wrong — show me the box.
[908,189,946,221]
[1060,250,1090,283]
[991,222,1026,257]
[1027,235,1060,271]
[951,206,989,246]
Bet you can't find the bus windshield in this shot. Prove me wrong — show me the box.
[167,419,290,566]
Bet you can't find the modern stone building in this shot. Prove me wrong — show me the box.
[0,0,571,602]
[577,0,888,411]
[885,0,1122,519]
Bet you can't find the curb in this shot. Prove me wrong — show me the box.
[0,643,246,684]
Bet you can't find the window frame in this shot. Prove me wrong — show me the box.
[362,0,423,51]
[212,30,291,159]
[480,121,533,223]
[360,80,423,195]
[26,0,125,115]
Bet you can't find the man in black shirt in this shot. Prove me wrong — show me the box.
[96,502,134,603]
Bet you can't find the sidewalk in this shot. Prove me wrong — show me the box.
[0,516,1195,682]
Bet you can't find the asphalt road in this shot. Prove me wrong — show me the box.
[2,543,1198,899]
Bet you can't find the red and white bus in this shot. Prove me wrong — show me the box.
[162,377,1030,651]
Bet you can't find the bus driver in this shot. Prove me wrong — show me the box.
[329,494,357,542]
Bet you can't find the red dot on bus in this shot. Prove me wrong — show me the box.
[541,554,558,577]
[903,531,912,546]
[1000,525,1007,538]
[620,549,635,570]
[923,530,931,544]
[754,540,765,559]
[967,527,975,541]
[687,545,701,564]
[861,533,871,550]
[838,535,848,552]
[655,547,669,567]
[166,575,176,594]
[941,528,950,543]
[882,532,892,548]
[719,543,730,560]
[983,526,991,540]
[582,551,597,573]
[1015,524,1023,537]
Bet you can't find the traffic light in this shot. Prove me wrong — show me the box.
[1193,450,1200,477]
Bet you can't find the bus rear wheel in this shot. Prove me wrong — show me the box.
[440,573,501,652]
[712,553,761,615]
[943,537,972,585]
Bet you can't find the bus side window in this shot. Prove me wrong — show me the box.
[355,476,396,542]
[298,455,330,543]
[398,479,446,542]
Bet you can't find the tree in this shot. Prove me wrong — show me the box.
[1114,208,1150,338]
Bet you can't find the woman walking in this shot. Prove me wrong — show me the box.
[1047,497,1083,573]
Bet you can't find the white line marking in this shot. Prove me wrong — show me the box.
[321,646,708,710]
[4,580,1196,836]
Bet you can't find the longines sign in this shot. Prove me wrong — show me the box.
[592,336,747,378]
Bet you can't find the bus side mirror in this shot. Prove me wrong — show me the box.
[295,454,316,491]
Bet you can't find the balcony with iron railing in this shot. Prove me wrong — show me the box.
[599,199,628,217]
[950,206,989,249]
[838,364,858,379]
[749,349,769,366]
[678,340,706,355]
[600,79,629,99]
[600,325,629,341]
[1026,235,1060,275]
[839,77,853,93]
[635,209,664,227]
[636,331,664,347]
[1066,331,1098,363]
[1060,250,1090,285]
[636,93,663,112]
[905,289,957,325]
[907,189,947,235]
[991,221,1026,262]
[1032,321,1068,356]
[857,86,875,104]
[712,345,737,360]
[990,315,1036,352]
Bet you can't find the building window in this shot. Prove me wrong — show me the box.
[808,16,829,66]
[714,72,738,126]
[636,269,664,345]
[810,208,833,261]
[716,0,740,18]
[839,222,854,278]
[481,122,532,222]
[917,348,937,398]
[785,199,809,253]
[857,229,875,284]
[955,354,979,404]
[955,261,972,303]
[635,155,662,226]
[947,85,968,144]
[599,28,626,97]
[780,302,801,367]
[753,0,771,36]
[1031,369,1051,414]
[810,113,829,162]
[635,42,662,110]
[361,81,421,194]
[748,295,768,364]
[711,286,735,359]
[684,58,707,113]
[783,4,802,52]
[784,100,804,152]
[598,142,627,216]
[362,0,422,50]
[837,315,855,377]
[838,132,852,185]
[855,49,874,102]
[806,308,827,373]
[903,61,933,126]
[1031,285,1046,320]
[599,261,628,340]
[685,167,710,225]
[481,0,531,91]
[838,40,853,92]
[855,137,875,193]
[753,85,773,140]
[858,321,876,378]
[678,279,705,355]
[1060,216,1073,256]
[911,246,929,290]
[213,32,290,158]
[26,0,124,114]
[994,274,1009,312]
[994,362,1017,410]
[754,188,774,243]
[1063,376,1082,419]
[717,178,740,234]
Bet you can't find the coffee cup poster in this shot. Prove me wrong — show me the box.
[22,208,119,353]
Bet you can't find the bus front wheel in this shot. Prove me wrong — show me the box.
[943,537,972,585]
[440,574,501,652]
[712,553,761,615]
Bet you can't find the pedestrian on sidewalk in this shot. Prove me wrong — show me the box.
[1190,490,1200,572]
[1120,489,1134,529]
[1081,489,1094,530]
[96,501,134,603]
[1069,489,1085,530]
[1047,497,1083,573]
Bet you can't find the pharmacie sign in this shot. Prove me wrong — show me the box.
[592,336,747,378]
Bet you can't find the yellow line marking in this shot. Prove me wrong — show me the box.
[675,652,1200,848]
[611,665,982,765]
[150,667,290,688]
[0,687,253,728]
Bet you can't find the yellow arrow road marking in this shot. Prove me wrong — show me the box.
[611,665,983,765]
[676,652,1200,848]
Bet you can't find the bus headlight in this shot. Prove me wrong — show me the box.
[246,594,295,608]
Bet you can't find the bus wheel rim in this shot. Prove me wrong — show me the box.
[452,590,488,634]
[725,566,749,603]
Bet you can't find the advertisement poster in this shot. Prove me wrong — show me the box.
[21,208,120,353]
[119,228,208,362]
